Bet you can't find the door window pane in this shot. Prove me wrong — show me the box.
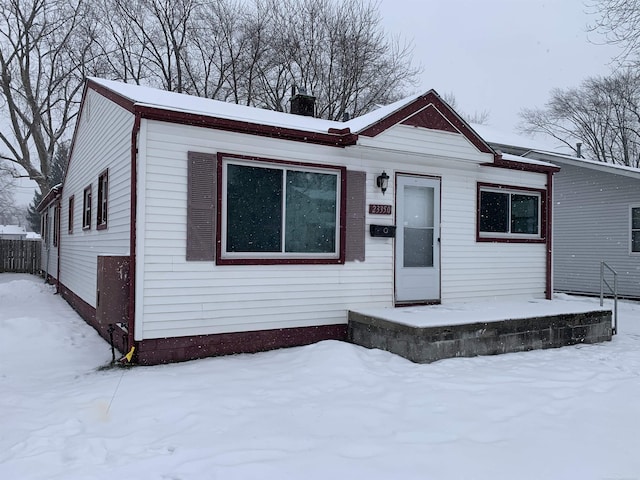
[404,186,433,228]
[404,228,433,267]
[403,185,434,268]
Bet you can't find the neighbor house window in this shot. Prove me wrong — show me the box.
[83,186,92,229]
[97,170,108,230]
[68,196,74,234]
[220,156,343,263]
[478,184,544,241]
[631,206,640,253]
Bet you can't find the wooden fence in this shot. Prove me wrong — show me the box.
[0,239,42,274]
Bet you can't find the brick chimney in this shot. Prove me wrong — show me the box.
[290,85,316,117]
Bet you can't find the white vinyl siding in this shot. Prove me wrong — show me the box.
[137,120,548,340]
[554,162,640,298]
[58,89,133,307]
[40,202,59,280]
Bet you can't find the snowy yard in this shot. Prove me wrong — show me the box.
[1,273,639,480]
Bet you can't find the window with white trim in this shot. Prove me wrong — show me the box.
[97,170,108,229]
[68,196,74,234]
[221,157,341,260]
[82,186,92,229]
[478,185,542,240]
[631,206,640,253]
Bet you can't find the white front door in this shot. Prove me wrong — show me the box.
[395,175,441,303]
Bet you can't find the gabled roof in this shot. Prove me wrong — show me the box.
[86,78,497,156]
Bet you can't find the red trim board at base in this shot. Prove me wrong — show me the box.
[135,324,348,366]
[57,280,347,365]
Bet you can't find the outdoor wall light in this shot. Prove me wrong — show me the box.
[376,171,390,195]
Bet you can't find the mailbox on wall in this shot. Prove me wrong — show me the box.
[370,224,396,238]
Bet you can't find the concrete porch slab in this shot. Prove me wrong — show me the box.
[348,298,613,363]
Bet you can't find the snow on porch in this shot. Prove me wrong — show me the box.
[348,296,613,363]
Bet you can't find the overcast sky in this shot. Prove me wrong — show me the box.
[378,0,622,131]
[11,0,624,208]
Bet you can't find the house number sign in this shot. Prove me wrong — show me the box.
[369,204,392,215]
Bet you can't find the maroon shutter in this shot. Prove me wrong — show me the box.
[345,170,366,262]
[187,152,216,261]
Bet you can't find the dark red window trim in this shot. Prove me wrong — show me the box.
[215,152,347,266]
[68,196,74,234]
[97,169,108,230]
[476,182,547,244]
[82,185,92,230]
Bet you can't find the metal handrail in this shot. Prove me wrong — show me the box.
[600,261,618,335]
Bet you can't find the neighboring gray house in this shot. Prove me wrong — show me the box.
[473,124,640,299]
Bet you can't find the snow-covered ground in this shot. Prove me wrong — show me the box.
[1,273,639,480]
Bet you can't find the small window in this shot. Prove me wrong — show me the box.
[83,186,92,230]
[68,196,74,234]
[97,170,108,230]
[478,184,543,241]
[220,156,342,263]
[42,212,49,245]
[631,206,640,254]
[53,204,60,247]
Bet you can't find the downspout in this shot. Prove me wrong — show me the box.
[127,112,142,360]
[546,170,554,300]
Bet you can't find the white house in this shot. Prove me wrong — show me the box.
[39,78,558,364]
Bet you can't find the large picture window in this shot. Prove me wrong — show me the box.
[221,157,342,262]
[631,206,640,253]
[478,184,544,241]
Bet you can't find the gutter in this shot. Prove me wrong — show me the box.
[546,170,554,300]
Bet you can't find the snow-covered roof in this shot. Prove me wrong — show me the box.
[0,225,27,235]
[500,152,558,169]
[471,124,565,154]
[473,123,640,179]
[523,150,640,179]
[89,77,422,136]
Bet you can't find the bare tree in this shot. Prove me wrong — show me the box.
[0,0,96,194]
[442,92,490,125]
[99,0,198,93]
[588,0,640,65]
[254,0,421,120]
[520,70,640,167]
